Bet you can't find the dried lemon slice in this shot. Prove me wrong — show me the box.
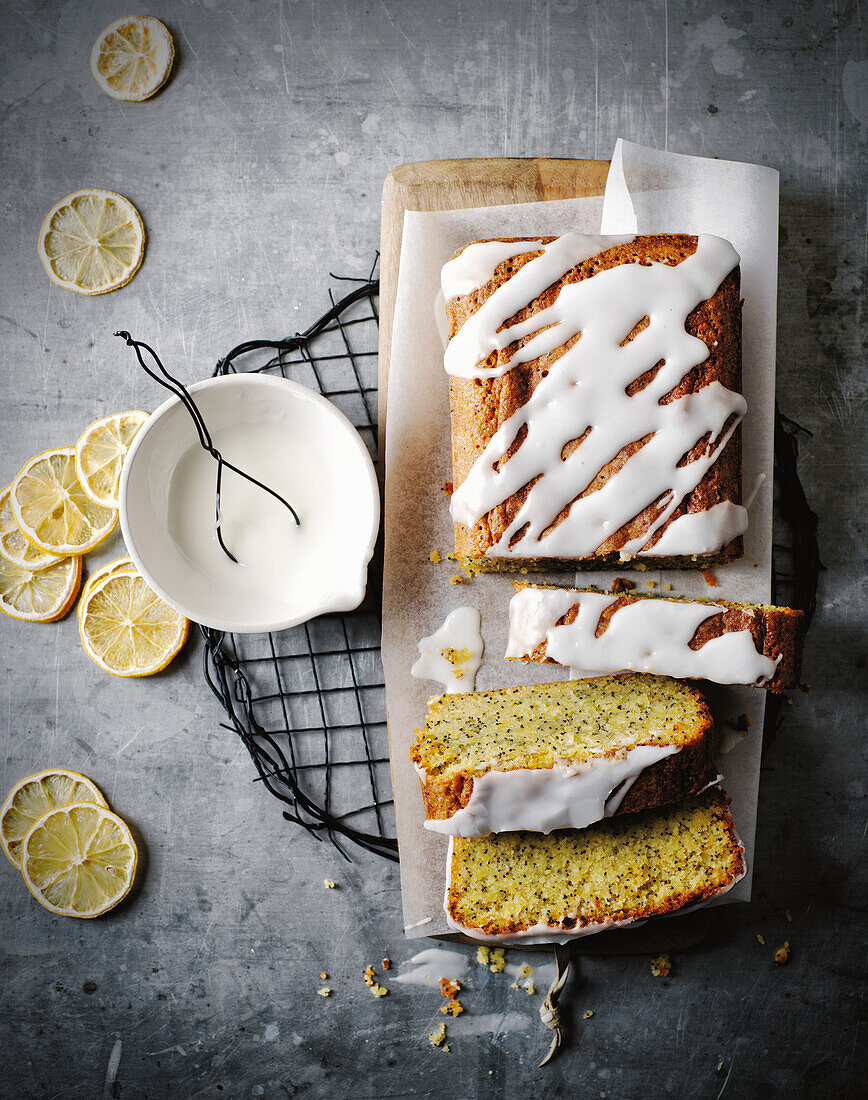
[21,802,137,918]
[78,569,188,677]
[0,483,62,570]
[0,550,81,622]
[1,769,108,868]
[75,411,149,508]
[38,189,145,295]
[90,15,174,102]
[11,448,118,555]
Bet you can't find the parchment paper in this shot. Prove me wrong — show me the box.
[382,141,779,940]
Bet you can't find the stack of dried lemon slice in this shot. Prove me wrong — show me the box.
[0,411,188,676]
[1,769,138,918]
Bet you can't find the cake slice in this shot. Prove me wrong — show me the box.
[443,233,746,572]
[445,789,745,943]
[508,583,805,692]
[410,674,717,836]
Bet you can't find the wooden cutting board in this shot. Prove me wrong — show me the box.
[377,157,716,953]
[377,157,609,447]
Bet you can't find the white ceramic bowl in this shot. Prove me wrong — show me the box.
[119,373,379,633]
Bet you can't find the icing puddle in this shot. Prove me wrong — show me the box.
[395,948,470,987]
[411,606,484,693]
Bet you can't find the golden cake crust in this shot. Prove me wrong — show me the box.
[446,234,743,570]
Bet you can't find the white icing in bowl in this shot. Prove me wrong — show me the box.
[120,374,379,632]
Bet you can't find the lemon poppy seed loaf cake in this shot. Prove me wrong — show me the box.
[411,674,717,836]
[442,233,745,572]
[508,583,806,692]
[445,789,744,943]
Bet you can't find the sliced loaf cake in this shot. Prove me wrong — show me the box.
[508,583,805,692]
[445,789,744,942]
[411,673,716,836]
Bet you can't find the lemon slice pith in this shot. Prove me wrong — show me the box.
[1,770,108,868]
[11,448,117,555]
[90,16,175,102]
[0,483,62,570]
[21,802,137,918]
[0,550,81,622]
[75,411,149,508]
[38,190,145,296]
[78,569,188,677]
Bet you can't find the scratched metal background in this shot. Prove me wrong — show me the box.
[0,2,865,1097]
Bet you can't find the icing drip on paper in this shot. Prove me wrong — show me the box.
[423,744,679,837]
[507,587,780,686]
[445,233,745,559]
[396,948,469,987]
[412,606,484,693]
[441,239,548,300]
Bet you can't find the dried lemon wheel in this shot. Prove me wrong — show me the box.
[38,189,145,296]
[75,411,149,508]
[21,802,137,918]
[78,569,188,677]
[90,15,174,102]
[0,483,62,570]
[11,448,118,555]
[1,769,108,868]
[0,550,81,622]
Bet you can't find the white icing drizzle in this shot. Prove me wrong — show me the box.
[444,834,747,945]
[507,587,780,686]
[411,606,484,693]
[422,744,679,837]
[640,500,747,557]
[395,947,469,987]
[441,239,548,300]
[445,232,746,559]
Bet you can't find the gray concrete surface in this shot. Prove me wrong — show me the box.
[1,1,865,1097]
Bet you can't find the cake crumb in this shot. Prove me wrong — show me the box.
[439,978,461,999]
[363,964,375,987]
[663,583,673,591]
[583,1010,594,1020]
[702,569,720,588]
[371,982,389,997]
[774,942,791,966]
[785,909,793,923]
[429,550,441,564]
[382,958,391,970]
[518,964,533,978]
[717,1061,724,1073]
[519,567,528,575]
[317,987,331,997]
[756,934,766,946]
[646,580,656,588]
[446,552,456,561]
[476,946,490,966]
[449,574,464,585]
[320,972,328,980]
[651,954,672,977]
[323,879,336,889]
[441,482,453,496]
[429,1022,448,1048]
[611,577,635,593]
[489,948,506,973]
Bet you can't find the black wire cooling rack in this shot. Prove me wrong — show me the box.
[201,261,398,861]
[200,259,820,862]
